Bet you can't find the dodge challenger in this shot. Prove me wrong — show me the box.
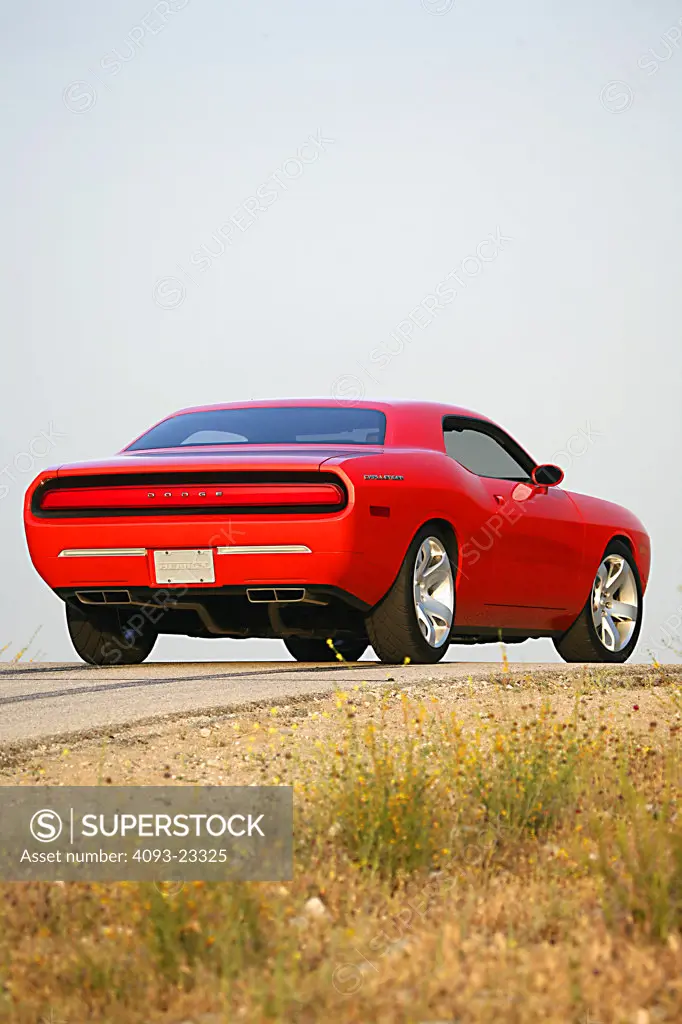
[23,400,649,666]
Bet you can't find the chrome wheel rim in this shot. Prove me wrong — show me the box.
[590,554,639,653]
[412,537,454,648]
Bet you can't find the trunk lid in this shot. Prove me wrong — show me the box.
[32,446,382,518]
[55,445,383,477]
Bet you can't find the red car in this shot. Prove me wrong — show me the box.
[23,400,649,666]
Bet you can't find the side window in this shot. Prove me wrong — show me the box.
[443,421,531,481]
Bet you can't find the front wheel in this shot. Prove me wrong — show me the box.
[553,539,642,663]
[283,636,368,662]
[66,602,158,666]
[365,528,455,665]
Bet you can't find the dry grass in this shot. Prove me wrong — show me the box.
[1,665,682,1023]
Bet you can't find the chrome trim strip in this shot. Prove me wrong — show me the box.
[58,548,147,558]
[59,545,312,558]
[216,544,312,555]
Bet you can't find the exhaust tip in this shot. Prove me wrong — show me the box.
[76,590,132,605]
[247,588,306,604]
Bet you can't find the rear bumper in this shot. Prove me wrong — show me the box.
[24,512,391,608]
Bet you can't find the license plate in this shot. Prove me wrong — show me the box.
[153,549,215,584]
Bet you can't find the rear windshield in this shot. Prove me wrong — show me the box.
[126,407,387,450]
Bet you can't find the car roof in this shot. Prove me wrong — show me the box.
[131,400,499,453]
[171,398,493,422]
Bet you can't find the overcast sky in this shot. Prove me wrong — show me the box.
[1,0,681,664]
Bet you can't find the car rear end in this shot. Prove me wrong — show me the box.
[26,451,381,604]
[23,404,403,647]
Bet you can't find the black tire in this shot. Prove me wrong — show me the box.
[553,539,643,664]
[283,636,368,662]
[65,602,158,666]
[365,526,455,665]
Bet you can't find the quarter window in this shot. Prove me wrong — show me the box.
[443,419,532,481]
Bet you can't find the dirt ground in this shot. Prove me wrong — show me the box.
[2,663,678,788]
[2,662,682,1024]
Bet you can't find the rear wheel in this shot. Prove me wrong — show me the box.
[66,602,158,666]
[553,539,642,663]
[365,528,455,664]
[283,636,368,662]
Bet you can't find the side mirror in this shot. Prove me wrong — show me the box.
[532,464,564,487]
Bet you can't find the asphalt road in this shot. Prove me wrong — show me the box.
[0,659,607,746]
